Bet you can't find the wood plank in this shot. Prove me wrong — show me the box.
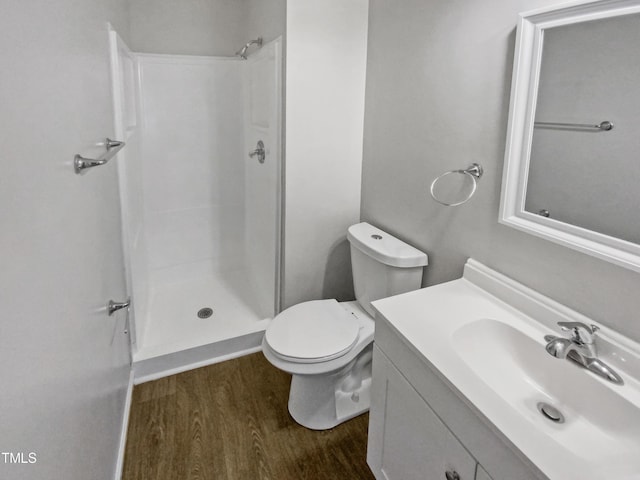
[123,352,375,480]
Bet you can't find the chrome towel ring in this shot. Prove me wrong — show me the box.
[430,163,483,207]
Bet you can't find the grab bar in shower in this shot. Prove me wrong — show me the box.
[74,138,126,174]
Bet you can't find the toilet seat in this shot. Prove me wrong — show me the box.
[265,299,361,364]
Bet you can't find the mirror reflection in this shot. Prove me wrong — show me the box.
[524,13,640,245]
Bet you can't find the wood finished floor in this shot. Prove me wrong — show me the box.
[122,352,376,480]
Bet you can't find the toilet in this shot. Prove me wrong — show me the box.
[262,222,428,430]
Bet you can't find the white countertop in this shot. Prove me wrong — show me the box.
[372,259,640,480]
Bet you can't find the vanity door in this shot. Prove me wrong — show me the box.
[368,346,477,480]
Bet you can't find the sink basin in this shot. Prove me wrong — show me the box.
[453,319,640,472]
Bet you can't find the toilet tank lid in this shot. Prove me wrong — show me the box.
[347,222,428,268]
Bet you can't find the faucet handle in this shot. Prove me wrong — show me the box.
[558,321,599,344]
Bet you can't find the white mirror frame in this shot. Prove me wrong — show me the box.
[500,0,640,273]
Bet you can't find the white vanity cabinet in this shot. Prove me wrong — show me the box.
[368,346,478,480]
[367,317,546,480]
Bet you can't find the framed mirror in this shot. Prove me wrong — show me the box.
[500,0,640,272]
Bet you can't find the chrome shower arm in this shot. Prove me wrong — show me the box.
[235,37,263,59]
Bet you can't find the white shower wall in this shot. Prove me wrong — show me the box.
[243,39,282,318]
[111,28,150,350]
[138,55,246,280]
[121,45,282,370]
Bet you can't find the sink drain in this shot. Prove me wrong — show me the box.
[537,402,565,424]
[197,307,213,319]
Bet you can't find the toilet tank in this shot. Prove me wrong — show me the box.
[347,222,428,317]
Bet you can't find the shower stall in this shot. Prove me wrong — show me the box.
[110,27,283,381]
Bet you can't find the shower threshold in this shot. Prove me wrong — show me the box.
[132,267,271,383]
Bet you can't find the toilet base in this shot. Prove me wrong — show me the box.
[287,345,373,430]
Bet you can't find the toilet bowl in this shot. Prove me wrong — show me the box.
[262,222,428,430]
[262,299,374,429]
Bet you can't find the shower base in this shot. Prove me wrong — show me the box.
[132,267,271,383]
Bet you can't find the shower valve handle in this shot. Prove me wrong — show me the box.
[248,140,266,164]
[108,298,130,316]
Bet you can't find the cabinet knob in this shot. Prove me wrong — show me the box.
[445,471,460,480]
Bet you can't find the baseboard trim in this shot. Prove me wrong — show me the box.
[114,368,135,480]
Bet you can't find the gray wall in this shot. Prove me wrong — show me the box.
[282,0,369,309]
[247,0,286,45]
[362,0,640,342]
[128,0,248,55]
[0,0,132,478]
[128,0,285,56]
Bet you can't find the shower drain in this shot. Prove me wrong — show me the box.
[197,307,213,319]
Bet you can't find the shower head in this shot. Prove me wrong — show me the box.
[235,37,263,60]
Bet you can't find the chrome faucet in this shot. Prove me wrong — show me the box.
[545,321,623,385]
